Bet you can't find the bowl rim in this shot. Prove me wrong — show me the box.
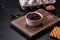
[26,12,43,21]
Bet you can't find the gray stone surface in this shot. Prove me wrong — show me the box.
[0,0,60,40]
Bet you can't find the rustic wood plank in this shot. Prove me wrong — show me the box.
[11,9,60,39]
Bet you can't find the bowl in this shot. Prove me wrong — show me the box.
[26,12,43,26]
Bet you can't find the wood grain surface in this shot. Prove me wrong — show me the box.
[11,9,60,38]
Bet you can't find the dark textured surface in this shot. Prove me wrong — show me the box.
[0,0,60,40]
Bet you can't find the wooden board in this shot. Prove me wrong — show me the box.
[11,9,60,39]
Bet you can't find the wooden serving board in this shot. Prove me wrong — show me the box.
[11,9,60,40]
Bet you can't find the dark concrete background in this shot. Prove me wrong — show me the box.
[0,0,60,40]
